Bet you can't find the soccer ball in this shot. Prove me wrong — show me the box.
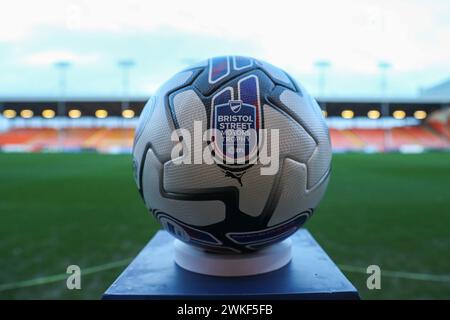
[133,56,331,253]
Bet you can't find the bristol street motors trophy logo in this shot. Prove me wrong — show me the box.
[211,75,261,185]
[170,74,280,182]
[214,100,257,162]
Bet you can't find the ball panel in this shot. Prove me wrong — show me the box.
[132,96,156,187]
[256,60,296,91]
[237,163,277,217]
[263,104,316,164]
[133,96,173,162]
[225,210,311,250]
[164,161,239,192]
[268,158,330,226]
[134,96,156,145]
[193,57,263,96]
[133,70,196,190]
[279,89,331,188]
[142,148,226,226]
[155,212,236,251]
[163,162,276,218]
[171,89,208,160]
[172,89,208,135]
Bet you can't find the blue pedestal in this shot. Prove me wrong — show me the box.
[103,230,359,300]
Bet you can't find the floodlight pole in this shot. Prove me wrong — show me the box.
[378,61,391,98]
[118,60,136,111]
[55,61,71,149]
[378,61,392,151]
[314,60,331,98]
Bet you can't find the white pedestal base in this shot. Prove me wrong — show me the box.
[174,238,292,277]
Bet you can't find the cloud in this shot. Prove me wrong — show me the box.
[0,1,67,42]
[2,0,449,72]
[23,50,100,66]
[0,0,449,97]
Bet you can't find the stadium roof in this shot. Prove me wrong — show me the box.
[0,96,449,104]
[420,78,450,99]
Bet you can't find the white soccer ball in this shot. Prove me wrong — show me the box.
[133,56,331,253]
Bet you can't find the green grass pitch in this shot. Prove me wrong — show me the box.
[0,152,449,299]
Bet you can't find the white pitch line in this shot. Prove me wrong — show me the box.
[338,264,450,283]
[1,260,449,293]
[0,258,132,292]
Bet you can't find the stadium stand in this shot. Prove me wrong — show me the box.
[0,97,448,153]
[430,122,450,139]
[330,127,447,151]
[427,108,450,140]
[0,126,447,153]
[0,127,135,153]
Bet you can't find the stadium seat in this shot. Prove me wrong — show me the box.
[0,126,447,153]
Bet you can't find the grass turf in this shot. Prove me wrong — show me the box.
[0,152,449,299]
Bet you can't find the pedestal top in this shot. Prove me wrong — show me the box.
[103,229,359,300]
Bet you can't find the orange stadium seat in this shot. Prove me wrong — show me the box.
[0,128,38,145]
[351,129,385,150]
[429,121,450,140]
[0,126,447,152]
[329,128,359,150]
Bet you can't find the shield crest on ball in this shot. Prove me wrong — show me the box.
[213,100,258,163]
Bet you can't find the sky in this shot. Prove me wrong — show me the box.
[0,0,449,98]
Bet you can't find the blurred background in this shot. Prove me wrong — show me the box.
[0,0,449,299]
